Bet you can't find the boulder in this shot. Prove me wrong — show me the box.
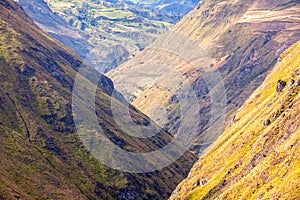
[288,79,295,87]
[263,120,271,127]
[276,80,286,92]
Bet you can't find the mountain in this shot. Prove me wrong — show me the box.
[18,0,178,73]
[0,0,197,199]
[108,0,300,154]
[125,0,199,16]
[169,40,300,200]
[17,0,94,62]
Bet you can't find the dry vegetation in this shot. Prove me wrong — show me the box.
[108,0,300,154]
[169,40,300,200]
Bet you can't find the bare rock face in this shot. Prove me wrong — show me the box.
[45,137,61,155]
[118,189,139,200]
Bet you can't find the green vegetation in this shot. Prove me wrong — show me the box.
[0,0,196,199]
[127,0,197,16]
[19,0,177,73]
[45,0,173,54]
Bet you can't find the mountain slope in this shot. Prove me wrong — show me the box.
[0,0,196,199]
[108,0,300,154]
[169,40,300,200]
[17,0,94,61]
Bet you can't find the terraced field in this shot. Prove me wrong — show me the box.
[19,0,178,73]
[127,0,199,16]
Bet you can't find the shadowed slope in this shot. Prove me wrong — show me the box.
[0,0,196,199]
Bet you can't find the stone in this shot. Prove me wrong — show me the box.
[288,79,295,87]
[263,120,271,127]
[276,80,286,92]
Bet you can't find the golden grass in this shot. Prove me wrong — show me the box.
[170,40,300,200]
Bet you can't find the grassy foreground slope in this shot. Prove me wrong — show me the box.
[169,40,300,200]
[0,0,196,199]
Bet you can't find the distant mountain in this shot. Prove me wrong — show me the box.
[108,0,300,154]
[170,40,300,200]
[18,0,179,73]
[126,0,199,16]
[0,0,196,199]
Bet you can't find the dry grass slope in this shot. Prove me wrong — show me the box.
[108,0,300,154]
[169,40,300,200]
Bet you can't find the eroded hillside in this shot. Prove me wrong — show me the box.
[108,0,300,154]
[169,40,300,200]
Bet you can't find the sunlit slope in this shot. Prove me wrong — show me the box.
[0,0,196,199]
[108,0,300,154]
[169,40,300,200]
